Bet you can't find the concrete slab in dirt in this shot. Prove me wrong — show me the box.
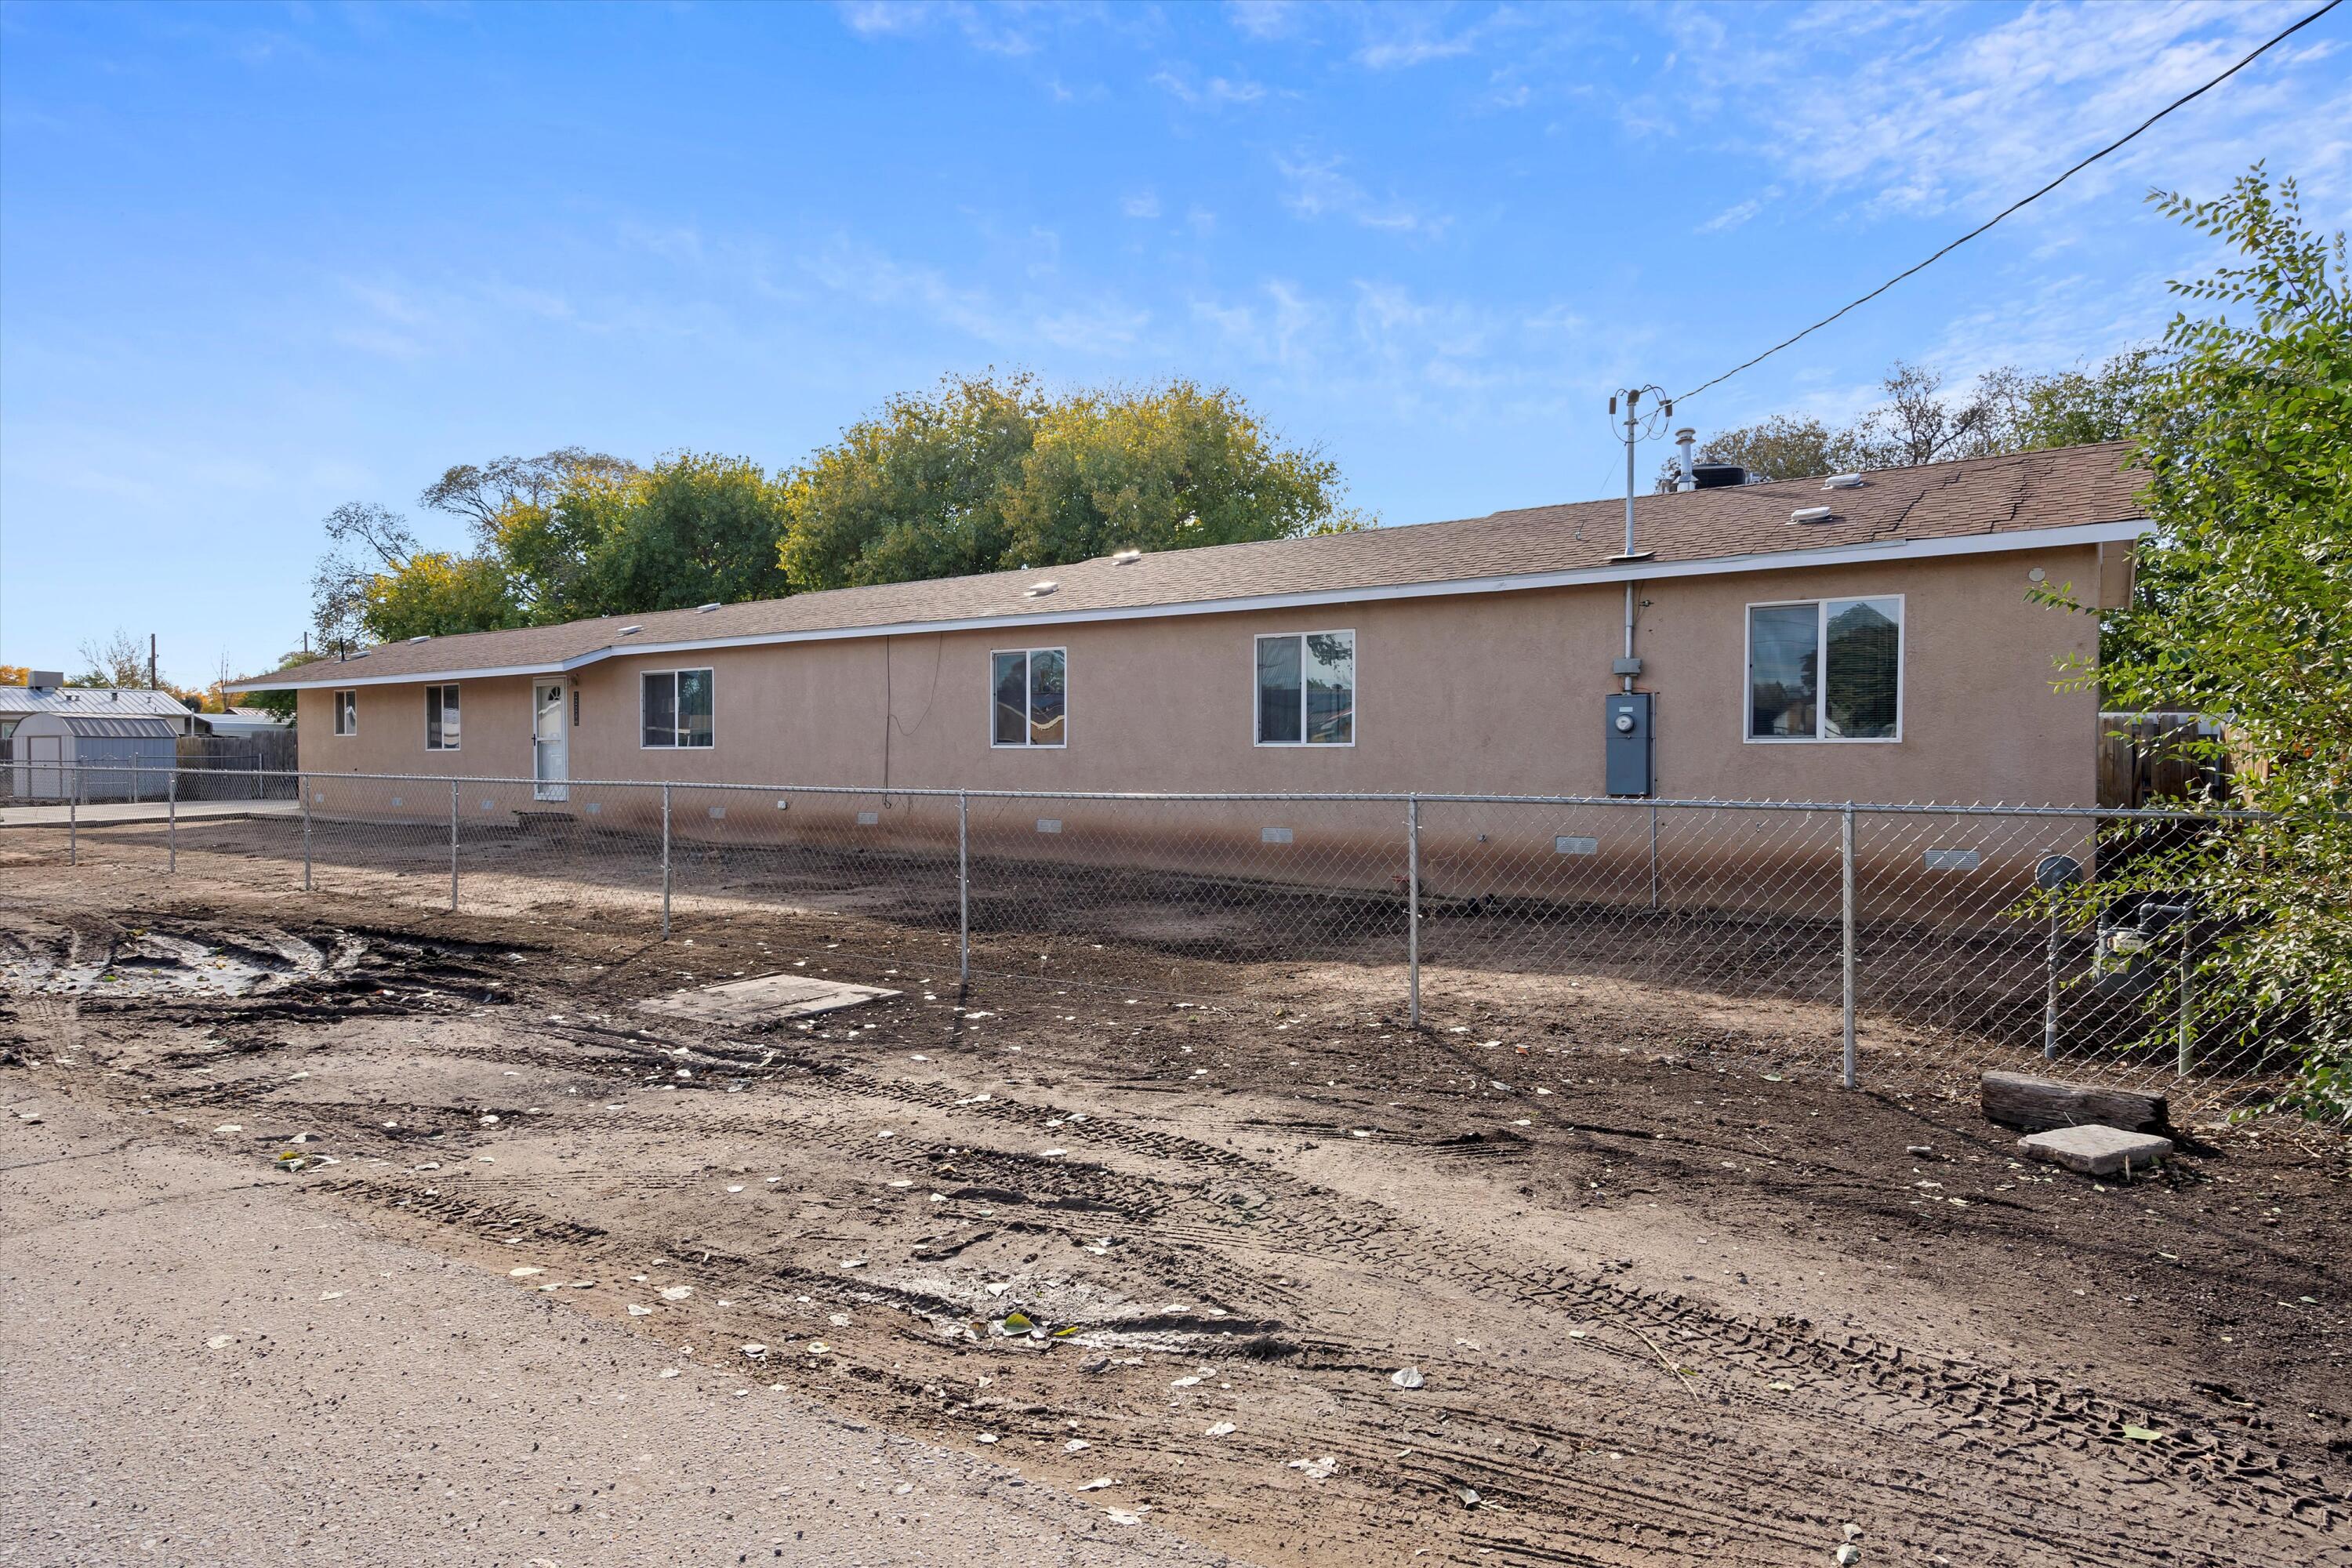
[637,971,900,1023]
[2017,1123,2173,1176]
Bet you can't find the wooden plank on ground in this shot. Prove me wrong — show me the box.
[1981,1071,2169,1134]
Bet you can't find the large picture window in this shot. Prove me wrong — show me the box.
[990,648,1066,747]
[424,684,460,750]
[333,690,358,736]
[641,669,714,748]
[1746,597,1902,742]
[1255,630,1355,746]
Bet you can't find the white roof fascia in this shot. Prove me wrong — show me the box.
[223,660,566,694]
[567,518,2149,667]
[234,517,2148,689]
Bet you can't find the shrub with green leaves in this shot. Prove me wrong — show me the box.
[2038,167,2350,1120]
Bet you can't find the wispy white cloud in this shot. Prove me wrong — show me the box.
[1225,1,1309,43]
[1350,6,1528,71]
[1187,275,1610,433]
[1642,0,2351,221]
[834,0,1044,58]
[1149,67,1267,107]
[1695,187,1782,234]
[1697,197,1762,234]
[1276,153,1451,238]
[1122,190,1162,220]
[802,236,1154,358]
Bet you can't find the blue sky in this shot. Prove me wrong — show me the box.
[2,1,2343,685]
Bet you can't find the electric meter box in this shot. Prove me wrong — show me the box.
[1605,693,1653,797]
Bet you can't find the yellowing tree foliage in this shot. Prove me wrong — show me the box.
[300,379,1362,655]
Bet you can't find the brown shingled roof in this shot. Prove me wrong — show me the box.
[234,441,2141,688]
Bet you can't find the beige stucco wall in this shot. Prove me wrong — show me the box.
[297,543,2106,808]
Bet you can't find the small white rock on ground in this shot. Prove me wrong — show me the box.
[2016,1123,2173,1177]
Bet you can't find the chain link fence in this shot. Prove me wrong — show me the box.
[2,764,2291,1117]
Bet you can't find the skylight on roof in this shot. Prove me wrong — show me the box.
[1024,581,1059,598]
[696,602,722,612]
[616,625,644,634]
[1109,549,1143,565]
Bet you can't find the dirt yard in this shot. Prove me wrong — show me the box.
[2,848,2347,1565]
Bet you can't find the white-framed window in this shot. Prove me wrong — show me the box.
[424,684,460,750]
[641,668,714,749]
[1744,596,1903,742]
[990,648,1066,747]
[333,690,358,736]
[1255,630,1355,746]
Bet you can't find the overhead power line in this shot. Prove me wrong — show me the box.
[1675,0,2343,405]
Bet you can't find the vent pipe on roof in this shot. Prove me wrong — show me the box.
[1675,427,1696,492]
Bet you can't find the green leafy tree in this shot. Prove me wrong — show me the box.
[780,372,1364,591]
[1660,352,2168,488]
[419,447,637,545]
[361,551,523,641]
[1660,413,1853,485]
[2037,168,2351,1120]
[1002,379,1363,565]
[236,649,319,725]
[779,372,1047,592]
[593,453,796,612]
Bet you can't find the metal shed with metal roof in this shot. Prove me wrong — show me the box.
[7,712,180,801]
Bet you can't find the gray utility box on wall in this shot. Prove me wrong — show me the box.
[1605,693,1654,797]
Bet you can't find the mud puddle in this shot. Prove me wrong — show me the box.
[0,921,362,999]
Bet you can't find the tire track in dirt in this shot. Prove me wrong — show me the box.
[392,1048,2347,1564]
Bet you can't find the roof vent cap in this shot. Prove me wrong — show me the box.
[1109,549,1143,566]
[408,634,430,644]
[1822,473,1865,490]
[1023,580,1059,598]
[616,625,644,635]
[696,601,722,613]
[1789,505,1836,525]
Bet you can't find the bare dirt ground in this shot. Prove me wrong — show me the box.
[2,833,2347,1566]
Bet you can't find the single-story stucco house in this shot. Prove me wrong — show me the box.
[230,443,2143,822]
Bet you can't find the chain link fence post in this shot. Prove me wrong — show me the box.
[168,768,177,875]
[1649,803,1660,910]
[300,773,312,891]
[1406,793,1421,1029]
[957,789,971,983]
[660,782,673,938]
[68,764,78,867]
[2043,904,2063,1059]
[2177,925,2195,1076]
[1840,801,1857,1091]
[448,779,459,913]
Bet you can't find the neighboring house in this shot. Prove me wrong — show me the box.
[0,678,204,736]
[0,678,202,800]
[227,444,2144,827]
[203,706,293,739]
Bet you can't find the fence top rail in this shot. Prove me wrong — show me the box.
[31,761,2291,823]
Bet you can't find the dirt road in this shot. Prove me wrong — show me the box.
[0,1094,1242,1567]
[1,891,2346,1566]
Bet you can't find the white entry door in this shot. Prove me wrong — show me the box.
[532,682,568,802]
[27,735,65,800]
